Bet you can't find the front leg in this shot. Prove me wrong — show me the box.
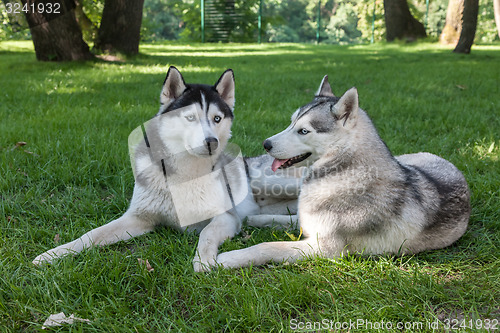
[216,239,318,269]
[193,212,241,272]
[217,230,348,269]
[33,212,154,265]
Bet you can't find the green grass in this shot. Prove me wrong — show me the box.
[1,40,499,331]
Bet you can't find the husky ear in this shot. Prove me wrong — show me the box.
[160,66,187,106]
[316,75,335,97]
[332,87,358,126]
[214,69,235,110]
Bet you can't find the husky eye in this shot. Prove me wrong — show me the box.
[214,115,222,123]
[298,128,309,135]
[185,115,196,122]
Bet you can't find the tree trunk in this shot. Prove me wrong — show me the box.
[494,0,500,39]
[21,0,93,61]
[440,0,464,44]
[95,0,145,55]
[453,0,479,53]
[74,0,97,43]
[383,0,427,41]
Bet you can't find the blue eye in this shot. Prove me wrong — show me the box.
[298,128,309,135]
[185,115,195,122]
[214,116,222,123]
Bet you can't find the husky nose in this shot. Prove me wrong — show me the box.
[205,137,219,154]
[263,139,273,152]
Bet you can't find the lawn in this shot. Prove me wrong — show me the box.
[0,40,499,331]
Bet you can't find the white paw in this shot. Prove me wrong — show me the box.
[32,247,72,266]
[32,252,54,266]
[192,255,216,272]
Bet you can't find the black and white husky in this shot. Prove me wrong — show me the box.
[217,76,470,268]
[33,67,299,271]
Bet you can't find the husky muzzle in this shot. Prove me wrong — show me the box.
[205,137,219,155]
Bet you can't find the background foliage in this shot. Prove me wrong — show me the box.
[141,0,499,43]
[1,0,499,44]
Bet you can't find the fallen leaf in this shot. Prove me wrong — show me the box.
[285,227,303,241]
[42,312,90,329]
[54,234,60,244]
[487,142,495,154]
[9,142,39,156]
[23,149,37,155]
[456,85,467,90]
[138,258,154,272]
[10,142,27,151]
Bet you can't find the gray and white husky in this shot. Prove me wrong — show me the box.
[33,67,299,271]
[217,76,470,268]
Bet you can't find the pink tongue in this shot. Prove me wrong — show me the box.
[271,158,288,172]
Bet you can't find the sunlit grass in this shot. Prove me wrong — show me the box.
[0,40,34,52]
[0,40,499,331]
